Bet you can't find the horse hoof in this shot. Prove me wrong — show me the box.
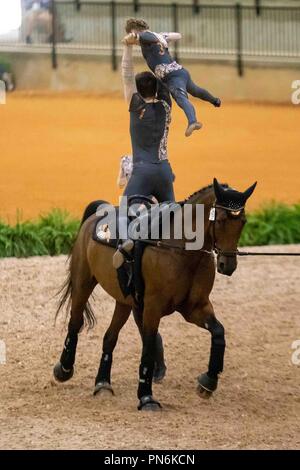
[93,381,114,396]
[197,372,218,399]
[153,364,167,384]
[197,384,213,399]
[53,362,74,382]
[138,395,162,411]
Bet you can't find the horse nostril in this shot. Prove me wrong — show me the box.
[219,262,225,272]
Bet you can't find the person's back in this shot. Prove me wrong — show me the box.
[124,69,174,202]
[129,84,171,165]
[121,47,174,201]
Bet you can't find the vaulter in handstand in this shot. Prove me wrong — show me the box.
[122,18,221,137]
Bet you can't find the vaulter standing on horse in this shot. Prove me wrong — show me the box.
[113,38,176,269]
[123,18,221,137]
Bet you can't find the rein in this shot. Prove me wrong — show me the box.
[141,203,300,257]
[211,203,300,257]
[143,240,300,257]
[141,238,213,255]
[218,250,300,257]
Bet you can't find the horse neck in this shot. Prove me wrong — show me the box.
[187,188,215,250]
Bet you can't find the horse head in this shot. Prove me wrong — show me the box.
[212,178,257,276]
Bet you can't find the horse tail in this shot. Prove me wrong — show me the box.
[55,249,96,330]
[55,227,97,330]
[56,199,109,328]
[55,257,73,323]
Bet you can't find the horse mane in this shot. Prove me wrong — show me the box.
[180,183,229,205]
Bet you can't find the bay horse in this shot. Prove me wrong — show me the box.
[54,178,256,410]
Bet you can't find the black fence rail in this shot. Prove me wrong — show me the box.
[0,1,299,76]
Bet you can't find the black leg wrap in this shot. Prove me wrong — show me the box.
[95,352,113,385]
[60,332,78,370]
[154,333,164,365]
[207,318,226,379]
[153,333,167,383]
[137,334,156,399]
[208,343,225,379]
[138,362,155,399]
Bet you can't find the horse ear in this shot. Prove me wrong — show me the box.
[243,182,257,200]
[213,177,223,201]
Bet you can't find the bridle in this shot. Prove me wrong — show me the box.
[137,202,300,257]
[210,203,245,257]
[141,202,244,256]
[209,203,300,257]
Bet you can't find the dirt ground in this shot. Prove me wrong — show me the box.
[0,245,299,450]
[0,91,299,450]
[1,93,299,223]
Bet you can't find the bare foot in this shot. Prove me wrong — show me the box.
[185,122,203,137]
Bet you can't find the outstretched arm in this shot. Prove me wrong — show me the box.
[123,31,179,47]
[162,32,182,43]
[121,45,137,105]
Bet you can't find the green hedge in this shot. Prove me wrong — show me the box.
[239,203,300,246]
[0,203,299,258]
[0,56,11,72]
[0,210,79,258]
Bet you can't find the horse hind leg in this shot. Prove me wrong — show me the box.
[137,307,162,411]
[54,258,97,382]
[94,301,131,396]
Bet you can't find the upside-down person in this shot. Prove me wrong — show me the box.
[123,18,221,137]
[112,41,176,269]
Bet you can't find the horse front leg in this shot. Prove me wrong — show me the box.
[133,306,167,384]
[137,308,162,411]
[94,301,131,396]
[184,301,226,399]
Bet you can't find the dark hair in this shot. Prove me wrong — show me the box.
[125,18,149,34]
[135,72,157,99]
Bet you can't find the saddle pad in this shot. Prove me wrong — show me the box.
[92,202,181,247]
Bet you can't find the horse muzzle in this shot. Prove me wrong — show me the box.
[217,254,237,276]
